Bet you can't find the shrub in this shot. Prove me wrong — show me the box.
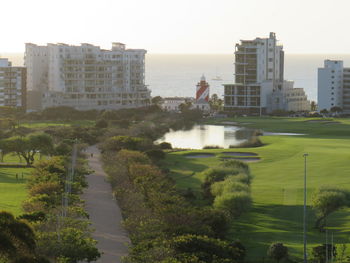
[102,135,152,152]
[159,142,172,149]
[117,149,151,167]
[230,137,263,148]
[95,119,108,128]
[145,149,166,161]
[201,167,240,200]
[211,180,250,197]
[202,145,223,149]
[312,244,336,263]
[213,192,252,218]
[170,234,241,263]
[55,142,72,156]
[268,243,288,263]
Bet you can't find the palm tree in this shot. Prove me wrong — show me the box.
[0,211,36,262]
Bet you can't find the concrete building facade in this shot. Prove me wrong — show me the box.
[0,58,26,109]
[317,60,349,112]
[25,42,151,110]
[224,32,310,114]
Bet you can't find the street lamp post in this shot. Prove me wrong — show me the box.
[303,153,309,263]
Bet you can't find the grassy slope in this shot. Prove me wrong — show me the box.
[164,117,350,261]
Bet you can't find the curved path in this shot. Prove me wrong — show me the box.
[83,145,129,262]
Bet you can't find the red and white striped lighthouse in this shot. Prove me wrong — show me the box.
[196,75,210,102]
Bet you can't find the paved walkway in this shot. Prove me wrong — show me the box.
[83,145,129,263]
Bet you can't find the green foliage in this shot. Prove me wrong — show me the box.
[2,134,54,166]
[312,186,350,231]
[151,96,163,105]
[36,228,100,263]
[102,135,150,152]
[170,234,242,263]
[201,160,252,218]
[209,94,223,112]
[213,191,252,218]
[159,142,172,150]
[267,243,288,263]
[95,119,108,128]
[145,149,166,161]
[17,211,46,222]
[0,211,36,261]
[312,244,336,263]
[55,142,73,156]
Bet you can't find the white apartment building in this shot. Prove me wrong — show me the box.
[0,58,26,108]
[25,42,151,111]
[224,32,310,114]
[318,60,348,112]
[161,97,193,112]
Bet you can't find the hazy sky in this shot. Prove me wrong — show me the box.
[2,0,350,54]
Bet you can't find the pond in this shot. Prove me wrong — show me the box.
[156,125,252,149]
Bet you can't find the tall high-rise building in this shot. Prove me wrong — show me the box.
[318,60,350,112]
[224,32,310,114]
[25,42,151,110]
[0,58,26,109]
[234,32,284,85]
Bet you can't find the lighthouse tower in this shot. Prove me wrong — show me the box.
[196,75,210,102]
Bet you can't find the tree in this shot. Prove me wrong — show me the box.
[330,106,343,113]
[267,243,288,263]
[151,96,163,106]
[312,244,336,263]
[178,101,193,112]
[95,119,108,128]
[4,134,54,166]
[312,186,349,231]
[0,211,36,262]
[209,94,223,111]
[170,234,242,263]
[320,109,329,114]
[311,101,317,111]
[36,228,100,263]
[159,142,172,149]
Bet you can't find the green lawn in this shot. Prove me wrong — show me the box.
[0,167,31,215]
[19,120,95,128]
[163,117,350,261]
[0,154,42,215]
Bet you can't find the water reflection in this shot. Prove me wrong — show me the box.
[157,125,249,149]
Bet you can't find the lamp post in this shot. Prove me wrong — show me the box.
[303,153,309,263]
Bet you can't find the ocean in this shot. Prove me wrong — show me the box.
[4,53,350,101]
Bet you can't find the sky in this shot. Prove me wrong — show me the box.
[2,0,350,54]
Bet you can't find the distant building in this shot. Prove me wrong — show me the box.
[224,32,310,115]
[161,97,192,112]
[25,42,151,111]
[0,58,26,109]
[318,60,350,113]
[269,81,311,112]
